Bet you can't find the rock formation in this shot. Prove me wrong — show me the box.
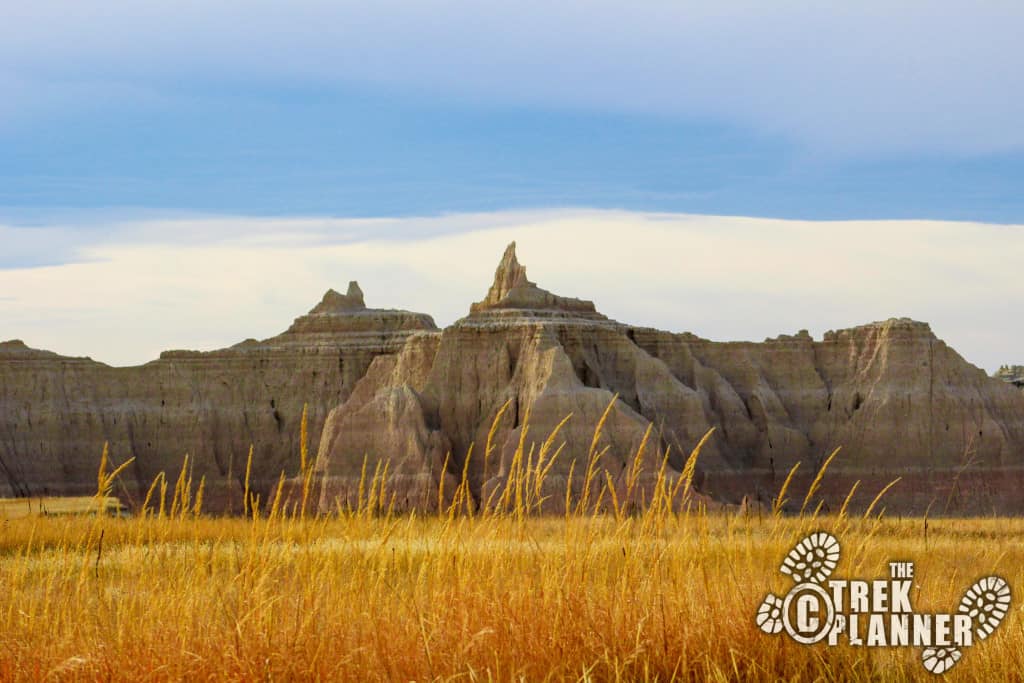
[5,244,1024,516]
[316,244,1024,516]
[316,246,668,513]
[0,283,435,512]
[994,365,1024,391]
[469,242,603,317]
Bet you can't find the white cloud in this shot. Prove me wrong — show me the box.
[0,209,1020,372]
[1,2,1022,155]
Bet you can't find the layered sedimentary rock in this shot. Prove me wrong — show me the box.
[637,321,1024,513]
[316,244,1024,515]
[316,245,683,513]
[0,282,435,511]
[5,244,1024,516]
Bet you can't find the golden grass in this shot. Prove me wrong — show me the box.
[0,496,125,519]
[3,512,1023,681]
[1,404,1021,681]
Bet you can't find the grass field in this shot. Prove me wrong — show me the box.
[0,496,127,519]
[0,415,1020,681]
[1,498,1021,680]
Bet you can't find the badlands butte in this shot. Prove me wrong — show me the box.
[2,243,1024,516]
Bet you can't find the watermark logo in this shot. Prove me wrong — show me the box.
[756,532,1011,674]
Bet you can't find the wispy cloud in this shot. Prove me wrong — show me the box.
[0,209,1020,372]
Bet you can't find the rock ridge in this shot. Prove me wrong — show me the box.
[0,283,436,511]
[468,242,607,321]
[315,244,1024,516]
[4,243,1024,516]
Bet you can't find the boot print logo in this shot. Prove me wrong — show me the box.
[756,532,1010,674]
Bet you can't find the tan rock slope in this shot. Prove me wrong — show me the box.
[0,283,435,512]
[4,245,1024,515]
[316,244,1024,515]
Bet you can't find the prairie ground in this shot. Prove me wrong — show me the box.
[1,506,1021,682]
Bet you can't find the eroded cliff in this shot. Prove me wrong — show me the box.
[316,244,1024,515]
[0,282,435,511]
[5,246,1024,515]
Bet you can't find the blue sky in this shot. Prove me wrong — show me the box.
[3,1,1023,221]
[1,2,1023,368]
[5,82,1024,222]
